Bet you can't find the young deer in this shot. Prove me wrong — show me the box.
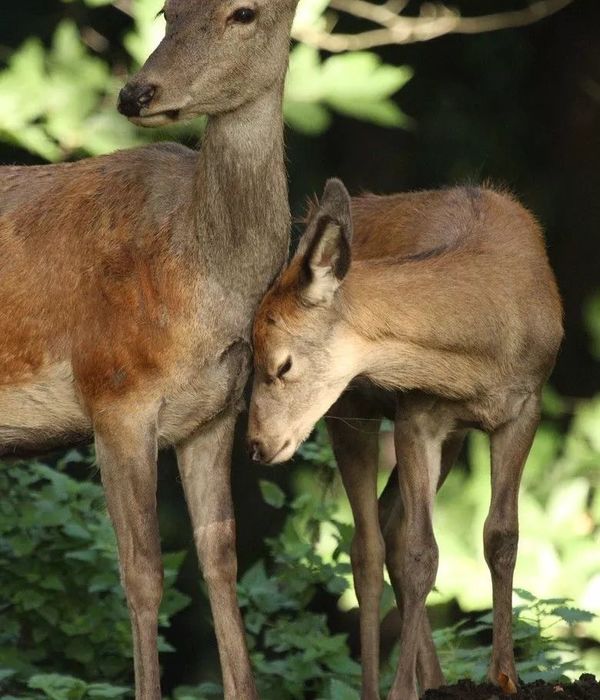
[0,1,299,697]
[248,179,563,700]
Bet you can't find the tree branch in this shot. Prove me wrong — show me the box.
[292,0,576,52]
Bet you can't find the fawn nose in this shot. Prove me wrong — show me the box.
[249,440,264,463]
[117,83,156,117]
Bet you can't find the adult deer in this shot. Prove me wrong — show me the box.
[0,0,299,697]
[248,179,563,700]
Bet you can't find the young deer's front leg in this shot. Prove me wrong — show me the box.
[378,431,465,693]
[484,393,540,694]
[386,401,449,700]
[326,394,383,700]
[176,407,257,700]
[95,405,163,700]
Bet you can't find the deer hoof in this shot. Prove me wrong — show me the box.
[498,672,518,695]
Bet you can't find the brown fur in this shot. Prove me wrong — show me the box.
[0,152,190,404]
[255,186,562,404]
[249,182,563,700]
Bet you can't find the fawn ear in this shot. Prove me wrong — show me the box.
[299,179,353,306]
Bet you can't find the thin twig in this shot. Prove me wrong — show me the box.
[292,0,575,52]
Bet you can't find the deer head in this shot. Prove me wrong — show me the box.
[248,179,361,464]
[118,0,299,126]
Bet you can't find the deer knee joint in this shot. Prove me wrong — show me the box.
[484,523,518,576]
[196,519,237,583]
[403,540,439,599]
[122,561,163,614]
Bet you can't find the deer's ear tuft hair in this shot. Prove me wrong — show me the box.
[298,179,353,306]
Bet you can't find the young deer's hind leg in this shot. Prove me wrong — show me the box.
[484,394,540,693]
[176,406,257,700]
[95,405,163,700]
[379,431,465,693]
[326,394,383,700]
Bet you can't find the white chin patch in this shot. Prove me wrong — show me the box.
[130,111,179,128]
[269,440,298,465]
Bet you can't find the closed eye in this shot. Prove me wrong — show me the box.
[277,356,292,379]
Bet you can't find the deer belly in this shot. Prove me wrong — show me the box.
[0,362,91,456]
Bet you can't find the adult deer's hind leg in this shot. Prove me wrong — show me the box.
[176,406,257,700]
[484,394,540,694]
[379,431,465,693]
[326,393,383,700]
[95,403,163,700]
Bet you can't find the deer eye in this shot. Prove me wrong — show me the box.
[230,7,256,23]
[277,357,292,379]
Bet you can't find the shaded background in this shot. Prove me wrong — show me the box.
[1,0,599,695]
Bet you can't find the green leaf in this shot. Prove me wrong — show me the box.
[284,101,331,135]
[551,606,596,624]
[514,588,536,602]
[87,683,131,699]
[28,673,87,700]
[63,522,91,540]
[259,480,286,509]
[328,678,360,700]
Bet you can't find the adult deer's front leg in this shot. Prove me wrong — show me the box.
[95,406,163,700]
[484,394,540,694]
[326,394,383,700]
[176,408,257,700]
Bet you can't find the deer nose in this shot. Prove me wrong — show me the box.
[249,440,264,463]
[117,83,156,117]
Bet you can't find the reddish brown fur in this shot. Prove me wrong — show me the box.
[0,152,193,412]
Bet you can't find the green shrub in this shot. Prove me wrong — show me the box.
[0,454,189,698]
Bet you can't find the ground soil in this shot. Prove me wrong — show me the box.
[422,675,600,700]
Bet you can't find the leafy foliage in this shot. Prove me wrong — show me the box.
[284,45,411,134]
[0,455,189,698]
[0,21,143,160]
[431,589,596,685]
[237,490,359,699]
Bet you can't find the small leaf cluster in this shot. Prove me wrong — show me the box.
[430,588,596,685]
[284,45,412,135]
[0,454,190,698]
[0,671,129,700]
[0,21,143,161]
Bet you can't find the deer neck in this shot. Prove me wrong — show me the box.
[194,83,289,306]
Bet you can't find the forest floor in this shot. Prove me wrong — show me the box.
[422,674,600,699]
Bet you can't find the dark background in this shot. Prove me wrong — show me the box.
[1,0,599,689]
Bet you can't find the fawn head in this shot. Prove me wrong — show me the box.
[118,0,299,126]
[248,179,359,464]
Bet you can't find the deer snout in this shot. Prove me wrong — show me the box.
[249,440,264,463]
[117,83,157,117]
[248,437,293,464]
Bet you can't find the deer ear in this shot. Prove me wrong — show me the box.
[300,179,353,306]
